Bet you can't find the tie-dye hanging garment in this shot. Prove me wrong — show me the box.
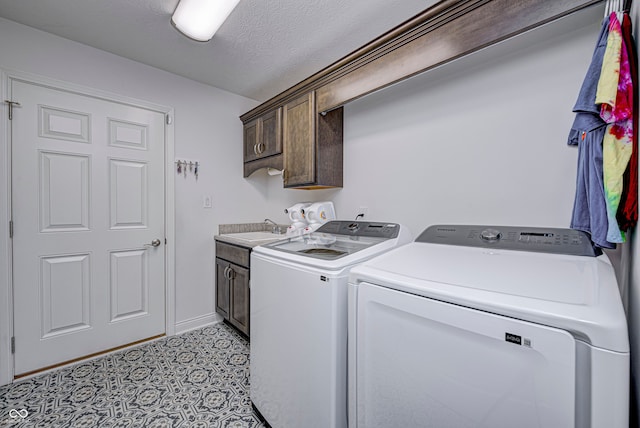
[616,12,638,231]
[596,12,634,243]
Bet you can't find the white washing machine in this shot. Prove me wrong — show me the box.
[348,225,630,428]
[250,220,412,428]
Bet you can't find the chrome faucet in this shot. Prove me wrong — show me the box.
[264,218,282,234]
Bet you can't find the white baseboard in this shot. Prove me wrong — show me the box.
[174,313,223,335]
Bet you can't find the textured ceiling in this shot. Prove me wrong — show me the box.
[0,0,436,101]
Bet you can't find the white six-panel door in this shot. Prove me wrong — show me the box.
[10,79,166,376]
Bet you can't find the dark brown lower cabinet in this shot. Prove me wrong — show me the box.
[215,241,251,336]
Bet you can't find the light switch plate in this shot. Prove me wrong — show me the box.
[203,196,212,208]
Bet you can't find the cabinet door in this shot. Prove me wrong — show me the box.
[229,264,250,336]
[259,107,282,158]
[243,119,259,163]
[283,92,315,187]
[215,258,230,319]
[244,108,282,164]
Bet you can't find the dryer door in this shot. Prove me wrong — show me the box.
[352,282,576,428]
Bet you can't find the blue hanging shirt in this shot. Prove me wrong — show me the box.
[568,17,615,249]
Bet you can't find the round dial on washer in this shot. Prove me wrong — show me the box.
[480,228,501,242]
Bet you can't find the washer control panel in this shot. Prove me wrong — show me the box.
[416,225,599,256]
[316,221,400,238]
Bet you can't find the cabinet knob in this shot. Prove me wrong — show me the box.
[253,143,258,155]
[257,142,266,154]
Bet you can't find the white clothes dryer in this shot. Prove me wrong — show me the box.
[250,220,411,428]
[348,225,629,428]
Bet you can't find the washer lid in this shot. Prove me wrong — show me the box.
[261,233,387,260]
[252,221,413,270]
[349,242,629,353]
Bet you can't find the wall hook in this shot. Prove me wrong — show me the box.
[175,159,200,179]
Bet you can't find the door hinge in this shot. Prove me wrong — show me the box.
[9,220,13,238]
[4,100,21,120]
[166,114,172,125]
[11,337,15,354]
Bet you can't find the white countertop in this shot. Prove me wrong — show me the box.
[215,231,287,248]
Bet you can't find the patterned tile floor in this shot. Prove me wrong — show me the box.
[0,323,265,427]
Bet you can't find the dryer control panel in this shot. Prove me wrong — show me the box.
[416,225,600,256]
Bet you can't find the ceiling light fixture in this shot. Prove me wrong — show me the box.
[171,0,241,42]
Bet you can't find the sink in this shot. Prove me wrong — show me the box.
[223,231,286,243]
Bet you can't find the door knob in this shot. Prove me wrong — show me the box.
[145,238,162,248]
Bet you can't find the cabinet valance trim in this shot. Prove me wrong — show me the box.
[240,0,600,123]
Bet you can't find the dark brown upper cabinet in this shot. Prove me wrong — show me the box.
[282,92,343,189]
[243,108,283,177]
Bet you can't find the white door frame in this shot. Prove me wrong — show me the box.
[0,69,176,385]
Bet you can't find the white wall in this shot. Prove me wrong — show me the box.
[0,16,264,379]
[262,6,605,236]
